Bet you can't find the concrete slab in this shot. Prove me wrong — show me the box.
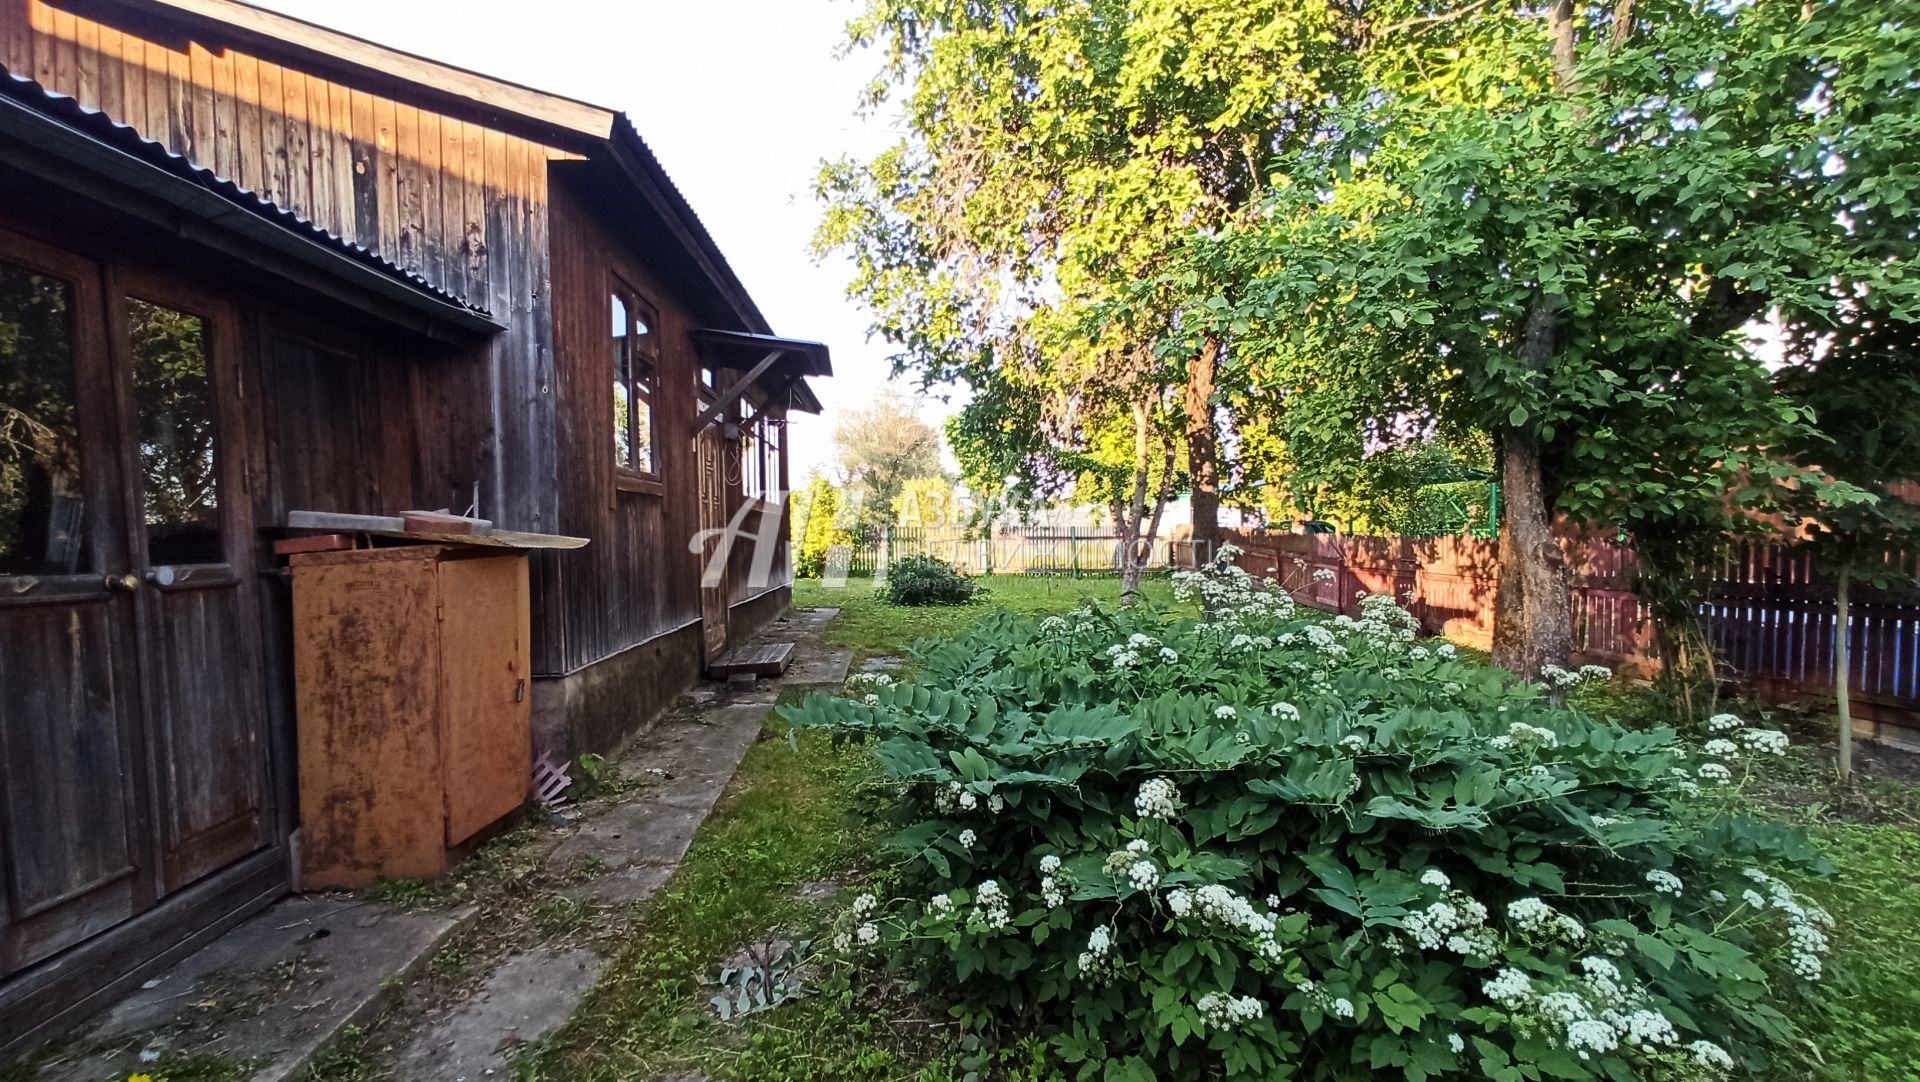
[766,607,838,633]
[35,896,467,1082]
[551,702,771,906]
[778,647,853,688]
[859,655,905,672]
[397,948,601,1082]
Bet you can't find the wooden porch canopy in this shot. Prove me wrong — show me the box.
[689,328,831,427]
[0,65,503,339]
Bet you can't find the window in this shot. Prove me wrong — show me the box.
[763,409,782,497]
[740,399,762,498]
[611,287,659,480]
[739,401,783,503]
[129,298,223,564]
[0,257,88,575]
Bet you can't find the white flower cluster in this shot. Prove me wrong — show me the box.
[1038,615,1069,635]
[1483,967,1533,1005]
[1294,979,1355,1018]
[959,828,977,849]
[1489,955,1690,1063]
[927,892,954,918]
[1690,1040,1734,1070]
[934,781,1007,816]
[1697,762,1732,784]
[1214,704,1238,720]
[1078,924,1114,973]
[1404,891,1496,956]
[1491,721,1559,751]
[1312,567,1337,583]
[1196,990,1265,1028]
[1644,869,1683,896]
[1125,859,1160,893]
[1738,867,1832,981]
[1707,712,1744,732]
[971,878,1011,931]
[1704,738,1740,759]
[1166,884,1286,960]
[1740,728,1790,756]
[1268,701,1300,721]
[1507,897,1586,942]
[1039,854,1066,908]
[1135,777,1180,820]
[1539,664,1613,689]
[843,891,880,948]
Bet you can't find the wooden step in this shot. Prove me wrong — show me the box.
[709,641,795,678]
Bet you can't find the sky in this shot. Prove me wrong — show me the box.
[253,0,946,485]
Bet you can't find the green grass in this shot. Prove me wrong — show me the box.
[795,573,1183,662]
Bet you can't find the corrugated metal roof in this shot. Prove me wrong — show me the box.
[0,64,491,320]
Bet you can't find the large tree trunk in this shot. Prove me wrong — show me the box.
[1494,424,1573,677]
[1492,297,1574,677]
[1835,563,1855,782]
[1185,335,1223,557]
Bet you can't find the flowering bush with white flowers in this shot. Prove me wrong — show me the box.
[783,552,1833,1081]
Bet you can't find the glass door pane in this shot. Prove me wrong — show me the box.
[127,298,222,566]
[0,260,89,575]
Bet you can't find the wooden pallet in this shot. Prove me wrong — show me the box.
[708,641,795,678]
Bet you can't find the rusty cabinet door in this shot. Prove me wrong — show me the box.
[0,233,151,977]
[438,555,531,845]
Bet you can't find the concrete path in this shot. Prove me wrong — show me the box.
[21,607,846,1082]
[34,896,467,1082]
[387,608,843,1079]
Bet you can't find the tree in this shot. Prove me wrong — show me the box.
[794,475,847,579]
[893,475,958,528]
[831,394,945,528]
[1182,0,1904,677]
[815,0,1366,553]
[1780,316,1920,781]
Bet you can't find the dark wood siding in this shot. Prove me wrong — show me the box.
[545,179,701,675]
[1,0,566,546]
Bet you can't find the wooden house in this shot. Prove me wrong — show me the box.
[0,0,826,1049]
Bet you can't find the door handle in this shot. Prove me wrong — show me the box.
[104,573,140,592]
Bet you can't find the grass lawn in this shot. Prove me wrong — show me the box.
[521,575,1920,1082]
[794,573,1183,661]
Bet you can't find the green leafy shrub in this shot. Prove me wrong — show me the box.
[884,554,981,607]
[784,552,1833,1081]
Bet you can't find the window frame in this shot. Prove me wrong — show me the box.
[610,278,663,495]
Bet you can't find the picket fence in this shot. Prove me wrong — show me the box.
[1218,529,1920,749]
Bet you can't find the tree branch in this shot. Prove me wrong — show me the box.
[1374,0,1496,37]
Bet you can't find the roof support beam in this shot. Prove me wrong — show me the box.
[694,350,784,431]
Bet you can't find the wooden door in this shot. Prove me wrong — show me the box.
[0,232,150,977]
[0,236,273,977]
[112,275,272,892]
[696,422,729,663]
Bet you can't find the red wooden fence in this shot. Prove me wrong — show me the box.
[1218,530,1920,750]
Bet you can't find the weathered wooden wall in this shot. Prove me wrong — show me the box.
[546,179,701,674]
[1,0,799,681]
[1,0,564,541]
